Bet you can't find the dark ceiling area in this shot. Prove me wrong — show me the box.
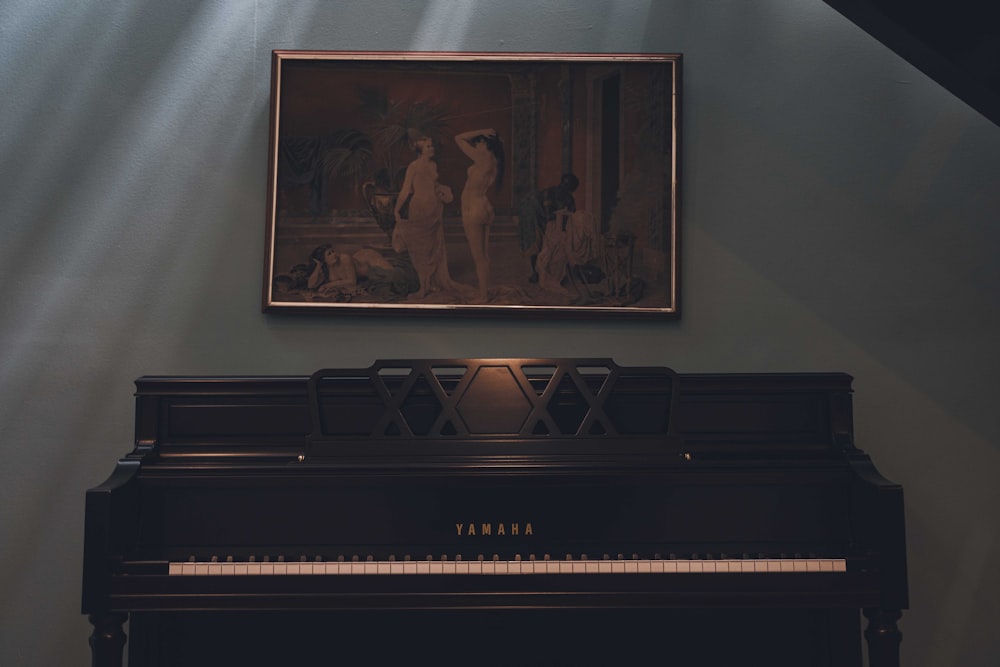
[823,0,1000,126]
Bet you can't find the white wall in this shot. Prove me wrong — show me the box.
[1,1,998,664]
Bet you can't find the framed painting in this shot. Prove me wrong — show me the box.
[262,51,681,318]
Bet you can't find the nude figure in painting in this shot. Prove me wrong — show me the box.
[393,133,463,300]
[454,128,505,301]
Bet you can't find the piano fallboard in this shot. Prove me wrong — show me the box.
[129,463,860,559]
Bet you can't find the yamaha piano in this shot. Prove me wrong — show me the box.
[82,358,908,666]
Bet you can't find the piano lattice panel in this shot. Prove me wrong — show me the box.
[307,358,678,442]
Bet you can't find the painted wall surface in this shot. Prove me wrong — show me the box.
[1,1,998,664]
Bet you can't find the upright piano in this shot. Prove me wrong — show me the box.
[82,358,908,666]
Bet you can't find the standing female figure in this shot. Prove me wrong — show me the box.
[393,133,459,299]
[455,128,504,301]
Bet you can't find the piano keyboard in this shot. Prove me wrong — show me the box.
[168,557,847,576]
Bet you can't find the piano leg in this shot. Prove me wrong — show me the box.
[88,612,127,667]
[863,608,902,667]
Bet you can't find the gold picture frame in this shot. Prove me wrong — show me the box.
[263,51,681,318]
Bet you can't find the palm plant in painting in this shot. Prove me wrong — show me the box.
[323,85,452,237]
[356,85,451,190]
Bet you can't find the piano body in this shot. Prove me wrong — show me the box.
[82,358,908,666]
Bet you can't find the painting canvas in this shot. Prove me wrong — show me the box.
[262,51,681,317]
